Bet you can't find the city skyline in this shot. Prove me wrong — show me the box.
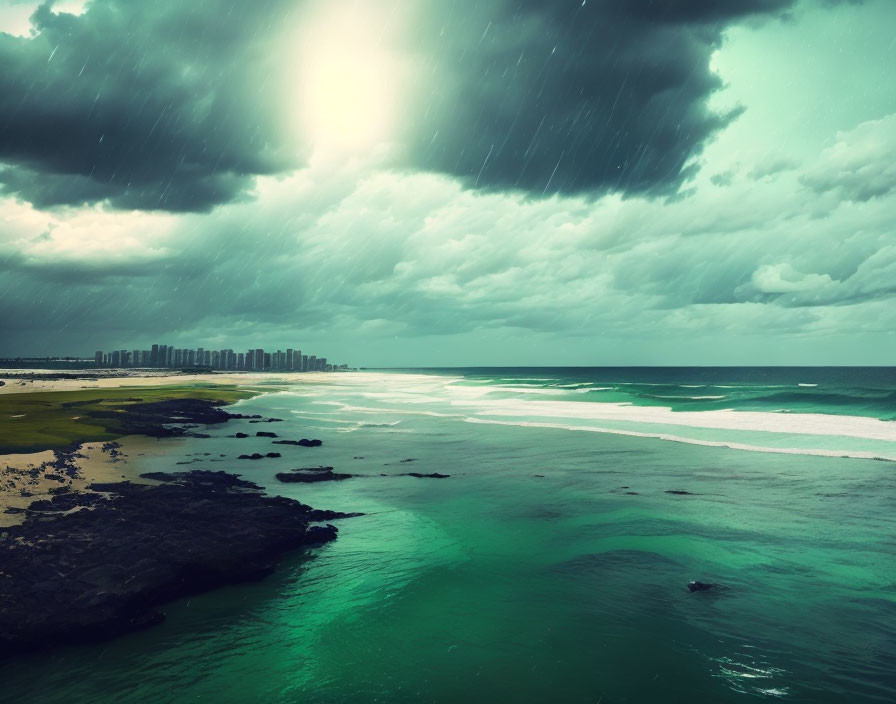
[92,343,345,372]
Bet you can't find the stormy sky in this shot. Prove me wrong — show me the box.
[1,0,894,365]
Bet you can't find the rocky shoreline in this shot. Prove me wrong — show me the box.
[0,396,363,658]
[0,470,360,657]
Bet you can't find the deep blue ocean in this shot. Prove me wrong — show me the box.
[3,367,895,702]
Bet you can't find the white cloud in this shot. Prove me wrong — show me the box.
[751,263,834,294]
[801,113,896,201]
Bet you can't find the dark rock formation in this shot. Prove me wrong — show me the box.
[72,398,241,440]
[379,472,451,479]
[256,431,278,438]
[0,470,357,657]
[272,439,323,447]
[276,466,354,483]
[236,452,281,460]
[688,581,714,592]
[666,490,696,495]
[230,432,250,438]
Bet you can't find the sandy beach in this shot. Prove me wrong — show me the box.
[0,369,330,395]
[0,435,178,528]
[0,368,306,526]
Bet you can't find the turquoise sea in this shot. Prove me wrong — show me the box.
[3,367,896,702]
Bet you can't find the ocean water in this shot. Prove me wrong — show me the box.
[3,367,896,703]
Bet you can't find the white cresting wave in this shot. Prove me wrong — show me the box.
[458,398,896,442]
[463,418,896,462]
[287,373,896,462]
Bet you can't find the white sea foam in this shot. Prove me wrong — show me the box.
[491,385,575,395]
[798,383,818,387]
[458,398,896,442]
[319,401,464,419]
[288,372,895,461]
[498,378,559,382]
[463,417,896,462]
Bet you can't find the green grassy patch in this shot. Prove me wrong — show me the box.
[0,384,258,454]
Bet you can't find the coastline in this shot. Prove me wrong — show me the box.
[1,370,358,655]
[0,369,332,395]
[0,435,174,528]
[0,369,291,523]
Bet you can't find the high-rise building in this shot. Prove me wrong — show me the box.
[90,340,343,373]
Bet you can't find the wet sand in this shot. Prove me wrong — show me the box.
[0,436,178,528]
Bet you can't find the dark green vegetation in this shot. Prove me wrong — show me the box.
[0,385,257,454]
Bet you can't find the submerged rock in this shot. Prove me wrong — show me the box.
[665,490,696,496]
[688,581,714,592]
[271,439,323,447]
[0,470,357,657]
[276,466,354,483]
[256,431,278,438]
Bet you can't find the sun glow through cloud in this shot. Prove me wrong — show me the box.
[292,2,403,159]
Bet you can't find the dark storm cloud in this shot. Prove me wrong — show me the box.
[407,0,802,197]
[0,0,294,211]
[0,0,861,213]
